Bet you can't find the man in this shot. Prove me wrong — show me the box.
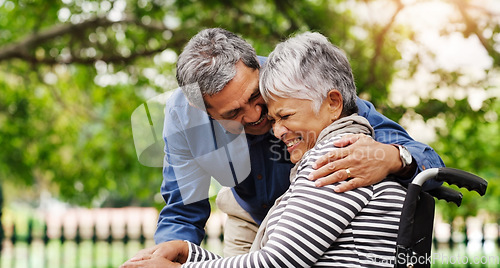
[131,28,444,260]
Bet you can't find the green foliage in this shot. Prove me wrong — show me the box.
[430,98,500,220]
[0,0,498,220]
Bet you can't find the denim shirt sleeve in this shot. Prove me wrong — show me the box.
[357,98,445,189]
[154,94,211,245]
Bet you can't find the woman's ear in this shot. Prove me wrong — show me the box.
[327,89,343,120]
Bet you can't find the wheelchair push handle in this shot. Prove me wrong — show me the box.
[426,186,463,206]
[436,168,487,196]
[411,168,487,196]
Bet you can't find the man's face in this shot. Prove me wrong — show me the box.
[204,61,272,136]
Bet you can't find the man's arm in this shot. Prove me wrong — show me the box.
[154,93,214,245]
[308,98,444,191]
[155,166,210,244]
[358,98,445,184]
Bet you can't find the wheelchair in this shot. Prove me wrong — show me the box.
[394,167,488,268]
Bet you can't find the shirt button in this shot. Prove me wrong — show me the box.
[256,174,263,180]
[262,204,268,209]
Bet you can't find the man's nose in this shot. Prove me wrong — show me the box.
[243,104,262,123]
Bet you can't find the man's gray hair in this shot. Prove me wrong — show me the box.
[260,32,358,116]
[176,28,260,109]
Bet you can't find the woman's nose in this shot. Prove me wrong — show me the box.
[272,122,287,139]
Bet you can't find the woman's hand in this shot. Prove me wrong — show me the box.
[308,134,409,192]
[121,240,189,267]
[121,255,182,268]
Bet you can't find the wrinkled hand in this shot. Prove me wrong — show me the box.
[121,255,182,268]
[308,134,401,192]
[122,243,161,263]
[120,241,189,268]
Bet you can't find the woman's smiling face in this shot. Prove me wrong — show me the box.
[267,92,342,163]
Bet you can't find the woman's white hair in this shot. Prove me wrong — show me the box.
[260,32,357,116]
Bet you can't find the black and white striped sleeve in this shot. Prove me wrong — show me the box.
[186,241,221,262]
[181,161,373,267]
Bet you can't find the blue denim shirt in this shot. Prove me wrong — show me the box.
[154,60,445,245]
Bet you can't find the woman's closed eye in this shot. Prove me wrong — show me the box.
[277,112,295,122]
[270,113,293,124]
[280,114,291,120]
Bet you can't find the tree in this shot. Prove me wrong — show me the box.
[0,0,498,217]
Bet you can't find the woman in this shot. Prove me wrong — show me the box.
[123,32,407,267]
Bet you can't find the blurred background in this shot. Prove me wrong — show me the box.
[0,0,499,267]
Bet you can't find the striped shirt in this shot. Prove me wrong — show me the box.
[183,118,407,267]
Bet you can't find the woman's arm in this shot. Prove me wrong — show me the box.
[181,163,372,267]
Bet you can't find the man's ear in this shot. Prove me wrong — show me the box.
[327,89,343,119]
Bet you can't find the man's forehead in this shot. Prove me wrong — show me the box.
[204,61,260,113]
[210,85,259,112]
[219,100,241,114]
